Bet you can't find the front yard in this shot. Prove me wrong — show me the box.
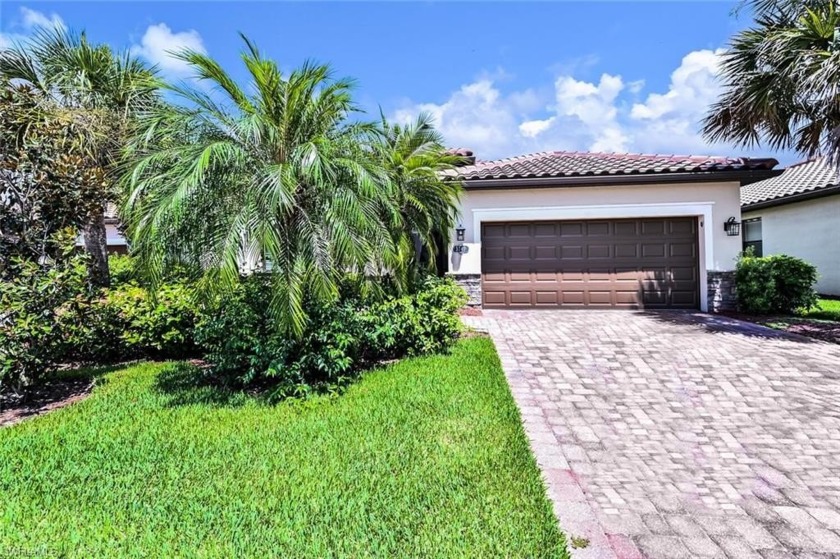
[0,338,568,558]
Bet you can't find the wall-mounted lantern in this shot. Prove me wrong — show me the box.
[724,217,741,237]
[455,224,465,242]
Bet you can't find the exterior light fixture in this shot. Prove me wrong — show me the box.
[455,224,465,242]
[724,217,741,237]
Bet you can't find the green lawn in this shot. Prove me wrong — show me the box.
[0,338,568,558]
[800,298,840,322]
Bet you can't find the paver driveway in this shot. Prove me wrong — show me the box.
[463,310,840,559]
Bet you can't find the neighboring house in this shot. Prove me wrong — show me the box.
[443,151,779,312]
[741,158,840,296]
[75,203,129,254]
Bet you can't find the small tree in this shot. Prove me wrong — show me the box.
[0,27,158,286]
[0,85,107,276]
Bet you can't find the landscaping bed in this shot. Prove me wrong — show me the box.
[0,338,568,558]
[723,298,840,345]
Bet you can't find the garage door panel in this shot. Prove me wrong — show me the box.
[481,217,699,309]
[641,220,666,235]
[614,221,638,236]
[615,244,639,258]
[587,222,611,236]
[670,219,696,235]
[509,291,533,305]
[483,224,506,238]
[534,245,558,260]
[483,245,505,261]
[561,245,584,259]
[587,245,611,258]
[670,243,695,258]
[589,291,614,305]
[642,243,666,258]
[535,291,559,305]
[560,222,584,236]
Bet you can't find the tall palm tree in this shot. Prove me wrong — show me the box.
[371,112,462,280]
[0,26,158,286]
[124,36,409,336]
[703,0,840,162]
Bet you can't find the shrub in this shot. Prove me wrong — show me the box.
[0,253,91,393]
[736,253,819,314]
[105,280,199,359]
[1,252,202,394]
[363,277,467,358]
[195,275,467,398]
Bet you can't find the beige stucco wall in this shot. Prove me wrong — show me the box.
[743,195,840,296]
[448,180,744,279]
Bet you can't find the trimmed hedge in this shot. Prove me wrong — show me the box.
[736,253,819,314]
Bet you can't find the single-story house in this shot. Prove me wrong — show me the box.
[741,158,840,296]
[444,151,779,312]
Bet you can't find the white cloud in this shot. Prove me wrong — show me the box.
[631,49,723,120]
[0,7,65,49]
[19,7,64,30]
[130,23,206,77]
[392,48,748,160]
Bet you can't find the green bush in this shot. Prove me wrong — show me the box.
[736,253,819,314]
[1,252,201,394]
[363,277,467,358]
[195,275,467,398]
[105,280,199,359]
[0,253,91,393]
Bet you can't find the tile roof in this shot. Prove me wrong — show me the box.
[741,158,840,208]
[444,151,778,181]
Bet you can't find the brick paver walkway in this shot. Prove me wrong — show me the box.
[463,310,840,559]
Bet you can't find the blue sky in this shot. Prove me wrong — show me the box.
[0,2,796,164]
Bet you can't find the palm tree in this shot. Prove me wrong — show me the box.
[371,112,462,281]
[703,0,840,162]
[0,26,157,286]
[124,36,417,336]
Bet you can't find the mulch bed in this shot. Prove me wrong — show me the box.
[459,307,483,317]
[0,377,95,428]
[722,312,840,345]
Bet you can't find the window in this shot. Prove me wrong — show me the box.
[743,218,763,256]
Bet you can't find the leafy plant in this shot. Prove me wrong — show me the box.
[0,241,90,394]
[736,253,819,314]
[195,274,467,398]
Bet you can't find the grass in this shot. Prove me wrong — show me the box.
[799,298,840,322]
[0,338,568,558]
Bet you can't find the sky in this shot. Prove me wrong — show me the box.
[0,1,797,165]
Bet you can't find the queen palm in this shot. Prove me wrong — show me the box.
[125,36,453,336]
[703,0,840,162]
[0,26,158,286]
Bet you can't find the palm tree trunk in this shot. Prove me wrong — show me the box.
[83,207,110,288]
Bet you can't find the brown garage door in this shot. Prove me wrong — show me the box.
[481,217,699,309]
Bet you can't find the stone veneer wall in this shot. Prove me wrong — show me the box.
[707,271,737,312]
[450,274,481,307]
